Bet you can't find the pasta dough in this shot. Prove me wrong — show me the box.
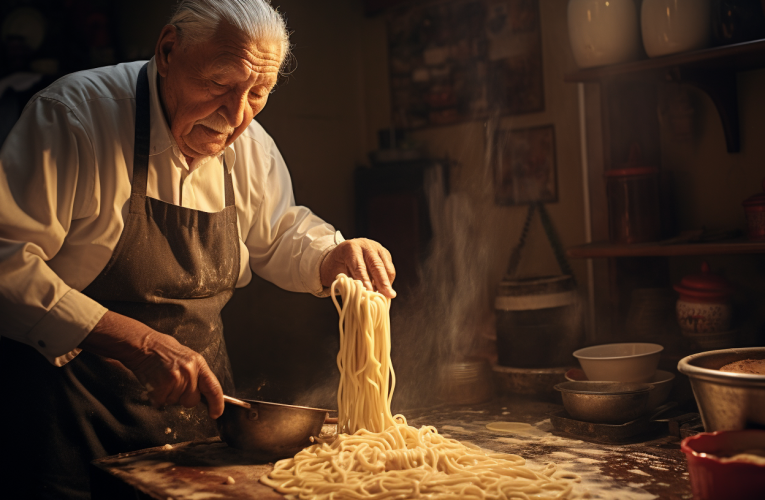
[261,274,582,499]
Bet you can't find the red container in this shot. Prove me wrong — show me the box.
[605,167,661,244]
[742,178,765,241]
[681,430,765,500]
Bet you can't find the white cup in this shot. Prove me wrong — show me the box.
[567,0,641,68]
[641,0,711,57]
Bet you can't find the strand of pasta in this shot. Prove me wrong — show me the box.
[261,274,582,499]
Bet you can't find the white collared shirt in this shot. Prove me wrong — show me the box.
[0,58,343,366]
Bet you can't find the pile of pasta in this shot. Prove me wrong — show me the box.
[261,274,582,499]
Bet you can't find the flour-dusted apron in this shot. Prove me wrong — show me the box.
[0,64,239,499]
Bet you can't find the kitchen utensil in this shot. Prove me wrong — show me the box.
[605,167,661,243]
[573,343,663,383]
[674,262,734,334]
[641,0,711,57]
[555,381,654,424]
[495,274,581,368]
[742,177,765,241]
[678,347,765,431]
[565,368,675,409]
[550,402,677,444]
[217,398,333,460]
[682,430,765,500]
[567,0,641,68]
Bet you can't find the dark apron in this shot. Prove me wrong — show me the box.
[0,64,239,499]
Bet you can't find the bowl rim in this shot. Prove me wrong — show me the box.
[677,347,765,387]
[554,381,654,395]
[573,342,664,360]
[565,368,675,384]
[681,430,765,469]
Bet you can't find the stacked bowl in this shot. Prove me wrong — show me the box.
[556,343,673,424]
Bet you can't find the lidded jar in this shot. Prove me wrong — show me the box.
[742,178,765,241]
[673,262,734,334]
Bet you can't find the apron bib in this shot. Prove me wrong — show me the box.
[0,63,239,499]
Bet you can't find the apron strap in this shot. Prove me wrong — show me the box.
[223,160,235,208]
[131,63,151,201]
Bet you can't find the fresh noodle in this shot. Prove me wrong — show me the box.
[261,274,583,499]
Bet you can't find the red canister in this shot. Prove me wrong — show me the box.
[742,178,765,241]
[605,167,661,244]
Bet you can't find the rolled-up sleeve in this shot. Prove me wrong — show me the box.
[245,140,342,296]
[0,97,107,365]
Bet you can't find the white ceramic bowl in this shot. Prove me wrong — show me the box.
[573,343,664,383]
[641,0,711,58]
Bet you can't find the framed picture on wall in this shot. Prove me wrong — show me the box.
[387,0,544,129]
[494,124,557,205]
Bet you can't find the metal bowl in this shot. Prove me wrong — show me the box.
[217,398,331,460]
[565,368,675,408]
[678,347,765,431]
[555,381,654,424]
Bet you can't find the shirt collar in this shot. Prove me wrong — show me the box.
[146,57,235,173]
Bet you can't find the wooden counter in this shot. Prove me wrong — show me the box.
[92,398,693,499]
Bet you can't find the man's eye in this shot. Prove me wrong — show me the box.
[211,80,226,88]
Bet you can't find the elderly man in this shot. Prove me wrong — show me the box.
[0,1,395,498]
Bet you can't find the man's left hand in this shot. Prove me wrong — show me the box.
[320,238,396,298]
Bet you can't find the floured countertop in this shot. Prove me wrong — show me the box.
[91,398,692,499]
[405,399,692,500]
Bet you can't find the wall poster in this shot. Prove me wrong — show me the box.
[494,125,557,205]
[387,0,544,129]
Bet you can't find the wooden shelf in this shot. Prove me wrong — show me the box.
[565,39,765,153]
[564,39,765,83]
[567,239,765,259]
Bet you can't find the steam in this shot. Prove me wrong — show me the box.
[388,116,511,412]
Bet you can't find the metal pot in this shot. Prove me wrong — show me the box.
[217,396,333,460]
[678,347,765,431]
[555,381,654,424]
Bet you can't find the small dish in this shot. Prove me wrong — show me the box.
[573,343,663,383]
[681,430,765,500]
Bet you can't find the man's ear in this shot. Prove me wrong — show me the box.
[155,25,179,78]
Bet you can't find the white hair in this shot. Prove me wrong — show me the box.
[168,0,292,72]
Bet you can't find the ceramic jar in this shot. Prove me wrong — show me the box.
[674,262,734,334]
[567,0,640,68]
[641,0,711,57]
[742,178,765,241]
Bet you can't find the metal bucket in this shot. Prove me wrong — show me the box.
[495,275,583,368]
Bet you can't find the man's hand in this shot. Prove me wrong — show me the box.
[320,238,396,298]
[79,311,225,419]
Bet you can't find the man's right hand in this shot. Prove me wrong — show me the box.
[79,311,225,419]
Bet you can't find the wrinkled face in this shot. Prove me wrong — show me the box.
[155,23,282,159]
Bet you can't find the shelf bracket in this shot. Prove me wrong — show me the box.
[667,68,740,153]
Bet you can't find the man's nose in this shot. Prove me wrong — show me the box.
[220,90,248,128]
